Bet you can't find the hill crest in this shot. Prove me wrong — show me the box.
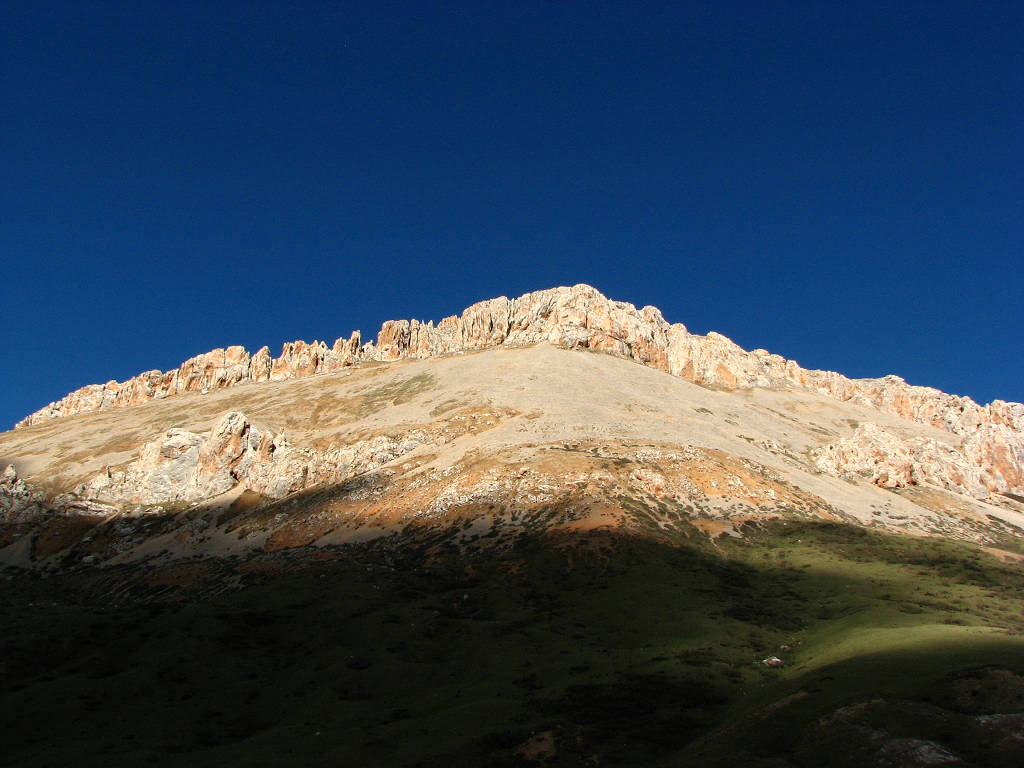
[16,284,1022,440]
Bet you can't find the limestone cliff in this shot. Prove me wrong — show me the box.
[13,285,1023,498]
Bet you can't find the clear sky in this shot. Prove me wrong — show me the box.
[2,1,1021,430]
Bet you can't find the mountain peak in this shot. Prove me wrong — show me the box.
[6,286,1023,511]
[15,285,1021,437]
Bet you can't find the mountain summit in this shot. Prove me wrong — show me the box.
[3,286,1024,766]
[8,284,1022,518]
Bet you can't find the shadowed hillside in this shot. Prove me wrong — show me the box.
[4,520,1024,766]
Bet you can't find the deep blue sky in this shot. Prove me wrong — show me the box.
[2,1,1021,430]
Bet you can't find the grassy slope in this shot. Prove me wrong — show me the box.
[3,521,1024,766]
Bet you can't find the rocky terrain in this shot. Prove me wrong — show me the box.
[17,286,1022,446]
[3,285,1023,767]
[4,337,1024,566]
[10,286,1023,517]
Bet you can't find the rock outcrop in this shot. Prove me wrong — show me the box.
[18,285,1021,435]
[1,464,47,522]
[814,424,979,497]
[14,285,1023,500]
[813,421,1024,499]
[2,464,118,521]
[77,411,424,505]
[16,338,367,427]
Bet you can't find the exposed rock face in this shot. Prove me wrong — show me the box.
[19,285,1020,436]
[1,464,47,522]
[17,339,360,427]
[2,464,117,521]
[78,411,424,505]
[961,424,1024,494]
[14,285,1023,500]
[813,423,992,497]
[812,418,1024,500]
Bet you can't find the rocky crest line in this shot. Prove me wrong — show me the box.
[14,285,1023,494]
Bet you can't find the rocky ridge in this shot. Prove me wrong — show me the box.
[13,285,1024,500]
[4,338,1024,570]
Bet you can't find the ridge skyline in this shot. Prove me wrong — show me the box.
[6,275,1021,436]
[14,284,1021,437]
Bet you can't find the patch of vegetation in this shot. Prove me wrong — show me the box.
[2,519,1023,766]
[302,372,440,424]
[361,372,437,408]
[429,398,470,417]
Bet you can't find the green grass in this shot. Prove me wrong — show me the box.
[2,520,1023,766]
[355,372,437,415]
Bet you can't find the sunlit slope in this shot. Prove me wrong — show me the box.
[4,345,1024,767]
[3,345,1022,569]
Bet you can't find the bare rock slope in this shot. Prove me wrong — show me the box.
[13,285,1023,503]
[19,286,1022,439]
[3,306,1023,569]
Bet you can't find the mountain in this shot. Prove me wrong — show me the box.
[3,285,1023,767]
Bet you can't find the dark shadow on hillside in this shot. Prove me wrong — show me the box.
[2,523,1024,767]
